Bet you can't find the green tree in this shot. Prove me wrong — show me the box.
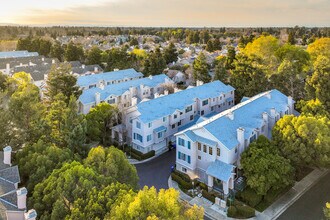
[193,52,210,83]
[45,63,81,104]
[164,42,178,64]
[214,56,228,83]
[241,136,294,195]
[297,99,329,118]
[50,41,65,62]
[143,48,166,76]
[85,102,120,144]
[64,42,85,62]
[226,46,236,70]
[287,31,296,45]
[16,140,72,192]
[273,115,330,168]
[306,37,330,62]
[230,54,267,101]
[31,161,108,220]
[86,46,102,65]
[305,55,330,111]
[324,202,330,220]
[84,146,139,189]
[129,38,139,46]
[106,186,204,220]
[205,40,214,52]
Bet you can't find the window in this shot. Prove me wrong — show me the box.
[163,117,166,122]
[129,119,133,124]
[134,133,143,142]
[178,120,182,126]
[187,141,191,149]
[198,155,201,160]
[261,125,265,132]
[224,94,226,97]
[213,98,215,102]
[220,96,222,100]
[172,124,176,129]
[174,114,177,119]
[190,115,194,121]
[217,148,220,156]
[202,99,209,106]
[209,147,213,155]
[201,110,204,116]
[147,134,152,142]
[136,121,141,129]
[158,132,163,139]
[148,122,152,128]
[187,156,191,164]
[178,152,190,164]
[211,106,214,111]
[108,99,115,104]
[178,138,185,146]
[250,134,257,143]
[198,143,201,151]
[185,105,192,113]
[235,147,238,153]
[182,167,187,172]
[203,145,207,153]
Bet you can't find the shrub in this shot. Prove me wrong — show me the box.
[202,190,215,203]
[227,206,237,218]
[236,205,255,218]
[198,182,208,191]
[173,169,191,182]
[171,173,193,190]
[264,188,282,204]
[240,187,262,207]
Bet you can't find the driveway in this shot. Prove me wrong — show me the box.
[277,171,330,220]
[135,149,176,189]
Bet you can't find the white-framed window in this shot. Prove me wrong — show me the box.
[158,132,163,138]
[174,114,177,119]
[178,138,185,146]
[190,115,194,121]
[217,148,220,156]
[202,99,208,106]
[198,155,201,160]
[163,117,166,122]
[182,167,187,172]
[134,133,143,142]
[148,122,152,128]
[185,105,192,113]
[147,134,152,142]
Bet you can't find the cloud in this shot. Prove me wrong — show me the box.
[12,0,330,27]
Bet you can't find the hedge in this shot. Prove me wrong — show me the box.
[227,206,237,218]
[236,205,255,218]
[239,187,262,207]
[202,190,216,203]
[198,182,208,191]
[173,169,191,183]
[171,173,193,190]
[114,144,155,161]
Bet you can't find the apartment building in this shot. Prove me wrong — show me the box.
[121,81,235,155]
[174,89,294,196]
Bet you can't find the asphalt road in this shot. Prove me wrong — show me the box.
[277,171,330,220]
[135,149,176,189]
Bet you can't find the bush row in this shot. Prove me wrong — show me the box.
[227,204,255,218]
[113,144,155,161]
[171,173,193,190]
[202,190,216,203]
[173,169,191,183]
[238,187,263,207]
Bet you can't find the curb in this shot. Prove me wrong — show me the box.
[266,169,329,220]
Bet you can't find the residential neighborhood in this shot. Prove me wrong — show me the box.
[0,1,329,220]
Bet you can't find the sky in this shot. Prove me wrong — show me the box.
[0,0,329,27]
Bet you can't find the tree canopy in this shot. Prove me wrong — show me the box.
[193,52,211,83]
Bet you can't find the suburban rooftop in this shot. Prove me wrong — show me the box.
[181,89,290,150]
[137,80,235,123]
[77,68,144,87]
[0,50,39,59]
[79,74,169,104]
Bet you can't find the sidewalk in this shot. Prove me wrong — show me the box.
[168,168,329,220]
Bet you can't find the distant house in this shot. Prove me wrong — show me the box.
[166,70,186,84]
[77,68,144,91]
[175,90,294,197]
[0,51,39,59]
[0,146,37,220]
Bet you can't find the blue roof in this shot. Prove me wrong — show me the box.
[154,126,167,133]
[240,97,250,103]
[77,68,144,87]
[206,160,235,182]
[79,74,168,104]
[204,89,290,150]
[184,130,218,147]
[137,81,235,123]
[0,50,39,59]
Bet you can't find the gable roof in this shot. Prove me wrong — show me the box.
[206,160,235,182]
[0,51,39,59]
[77,68,143,87]
[137,81,235,123]
[79,74,169,105]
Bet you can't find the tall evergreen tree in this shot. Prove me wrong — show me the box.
[163,42,178,64]
[193,52,211,83]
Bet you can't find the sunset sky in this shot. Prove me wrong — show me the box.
[0,0,329,27]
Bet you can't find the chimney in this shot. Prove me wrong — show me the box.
[3,146,12,166]
[174,87,180,93]
[17,187,27,209]
[29,61,33,66]
[149,75,153,79]
[20,63,23,66]
[262,112,269,136]
[270,108,276,118]
[24,209,37,220]
[114,68,119,71]
[94,66,98,72]
[164,89,169,95]
[6,63,10,75]
[131,97,138,106]
[82,64,85,69]
[129,86,135,95]
[266,92,271,99]
[227,111,234,120]
[237,127,245,152]
[99,82,105,90]
[41,57,45,62]
[196,80,204,86]
[52,59,55,64]
[288,96,293,114]
[95,92,101,105]
[154,93,159,98]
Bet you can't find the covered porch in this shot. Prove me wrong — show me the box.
[206,160,235,197]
